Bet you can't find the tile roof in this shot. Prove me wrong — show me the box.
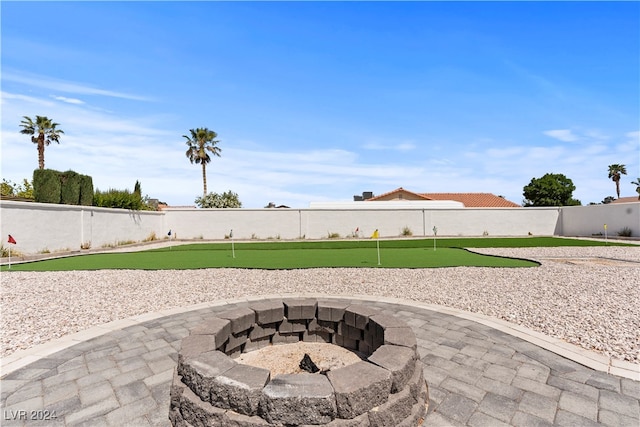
[367,187,429,201]
[367,187,521,207]
[610,196,640,204]
[419,193,521,208]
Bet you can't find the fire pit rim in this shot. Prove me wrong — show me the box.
[171,297,427,426]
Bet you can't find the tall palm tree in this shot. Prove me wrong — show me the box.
[184,128,221,198]
[608,164,627,199]
[632,178,640,200]
[19,115,64,170]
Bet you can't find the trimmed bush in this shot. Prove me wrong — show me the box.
[33,169,61,203]
[78,174,94,206]
[32,169,94,205]
[60,170,81,205]
[93,188,146,210]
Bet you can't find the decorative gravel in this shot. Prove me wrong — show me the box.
[1,245,638,364]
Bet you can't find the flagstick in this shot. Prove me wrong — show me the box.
[433,226,438,251]
[376,239,381,266]
[8,244,11,270]
[231,238,235,259]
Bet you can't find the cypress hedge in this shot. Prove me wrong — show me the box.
[79,175,94,206]
[33,169,61,203]
[60,170,81,204]
[32,169,94,205]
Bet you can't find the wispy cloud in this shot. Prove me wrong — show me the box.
[52,96,85,105]
[626,130,640,142]
[543,129,579,142]
[362,141,416,151]
[3,71,152,101]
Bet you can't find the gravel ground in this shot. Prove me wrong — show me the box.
[1,245,639,364]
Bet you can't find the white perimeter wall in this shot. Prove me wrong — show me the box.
[2,200,638,255]
[559,202,640,238]
[162,207,559,241]
[0,201,164,254]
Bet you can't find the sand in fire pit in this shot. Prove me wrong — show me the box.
[236,342,365,376]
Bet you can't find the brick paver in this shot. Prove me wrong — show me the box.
[1,297,639,426]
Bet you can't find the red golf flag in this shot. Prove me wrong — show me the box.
[7,235,16,244]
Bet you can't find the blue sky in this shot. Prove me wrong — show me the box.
[1,1,638,208]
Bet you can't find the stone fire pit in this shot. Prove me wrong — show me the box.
[169,298,428,426]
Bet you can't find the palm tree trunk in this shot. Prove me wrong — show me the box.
[37,136,45,170]
[615,180,621,198]
[202,162,207,198]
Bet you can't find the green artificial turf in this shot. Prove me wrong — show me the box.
[1,246,537,271]
[4,236,629,271]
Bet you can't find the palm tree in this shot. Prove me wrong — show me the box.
[184,128,221,198]
[608,164,627,199]
[19,116,64,170]
[632,178,640,200]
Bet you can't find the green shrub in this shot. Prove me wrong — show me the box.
[32,169,93,205]
[79,174,94,206]
[60,170,81,204]
[33,169,61,203]
[93,188,147,210]
[618,227,633,237]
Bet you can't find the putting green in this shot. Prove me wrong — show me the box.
[2,237,629,271]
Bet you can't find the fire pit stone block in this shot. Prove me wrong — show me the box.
[179,350,237,402]
[250,300,285,325]
[317,300,350,322]
[210,364,271,416]
[327,361,392,419]
[367,386,414,427]
[225,331,250,354]
[218,307,256,334]
[176,382,227,426]
[344,304,379,330]
[191,317,232,344]
[284,298,318,320]
[272,332,302,344]
[177,334,219,366]
[249,323,278,340]
[382,327,417,350]
[260,373,337,425]
[368,345,417,393]
[279,317,308,333]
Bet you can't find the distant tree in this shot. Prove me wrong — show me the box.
[602,196,616,204]
[184,128,221,198]
[195,190,242,208]
[94,188,153,210]
[93,180,152,210]
[607,164,627,199]
[523,173,581,207]
[1,179,16,197]
[19,115,64,170]
[632,178,640,200]
[1,178,35,199]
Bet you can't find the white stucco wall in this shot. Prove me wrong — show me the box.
[0,200,164,254]
[3,200,636,256]
[560,202,640,237]
[160,206,560,241]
